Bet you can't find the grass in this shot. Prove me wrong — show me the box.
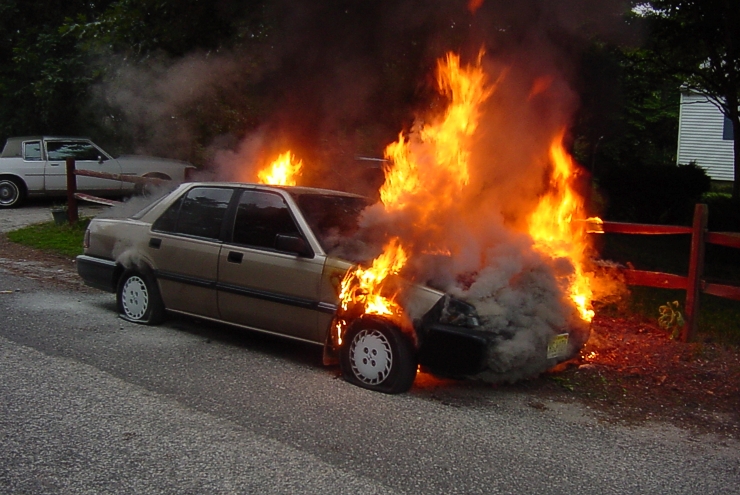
[6,219,90,258]
[595,233,740,345]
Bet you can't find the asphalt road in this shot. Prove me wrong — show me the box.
[1,268,739,494]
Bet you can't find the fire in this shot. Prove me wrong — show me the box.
[380,52,492,216]
[527,131,595,322]
[257,151,302,186]
[336,52,494,342]
[335,238,408,344]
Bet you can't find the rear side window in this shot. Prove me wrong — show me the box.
[23,141,42,161]
[232,191,300,249]
[46,141,103,161]
[153,187,233,240]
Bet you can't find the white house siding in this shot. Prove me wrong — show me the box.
[677,90,735,181]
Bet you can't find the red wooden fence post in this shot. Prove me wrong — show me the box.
[682,203,708,342]
[65,158,79,224]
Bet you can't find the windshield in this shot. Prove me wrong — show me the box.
[291,192,370,255]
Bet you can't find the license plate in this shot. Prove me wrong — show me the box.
[547,333,569,359]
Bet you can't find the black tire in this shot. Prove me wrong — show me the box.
[116,269,165,325]
[340,318,417,394]
[0,177,24,208]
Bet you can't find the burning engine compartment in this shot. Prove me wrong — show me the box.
[218,50,602,385]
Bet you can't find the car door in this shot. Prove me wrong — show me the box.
[147,186,235,318]
[44,139,122,192]
[217,189,326,343]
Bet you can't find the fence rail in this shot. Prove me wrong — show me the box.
[64,158,167,222]
[593,204,740,342]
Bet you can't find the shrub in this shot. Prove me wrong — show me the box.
[597,162,711,225]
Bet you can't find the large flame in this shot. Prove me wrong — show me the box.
[336,53,493,341]
[336,51,596,352]
[527,131,595,321]
[257,151,302,186]
[380,52,492,217]
[335,238,408,344]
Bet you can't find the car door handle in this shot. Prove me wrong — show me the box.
[227,251,243,264]
[49,163,61,167]
[149,238,162,249]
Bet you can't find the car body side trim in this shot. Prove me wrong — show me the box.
[155,269,217,289]
[166,309,326,347]
[154,269,337,315]
[217,281,337,314]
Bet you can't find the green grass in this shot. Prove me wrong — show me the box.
[596,234,740,345]
[6,219,90,258]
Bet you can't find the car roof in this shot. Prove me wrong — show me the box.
[185,182,366,199]
[1,136,94,158]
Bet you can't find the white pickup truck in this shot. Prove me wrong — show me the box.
[0,136,196,208]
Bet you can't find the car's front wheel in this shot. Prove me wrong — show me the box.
[117,269,165,325]
[0,177,24,208]
[340,318,417,394]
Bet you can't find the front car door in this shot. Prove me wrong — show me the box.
[217,189,327,343]
[147,186,235,319]
[44,139,122,192]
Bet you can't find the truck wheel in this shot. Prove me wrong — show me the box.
[117,269,165,325]
[340,318,417,394]
[0,178,24,208]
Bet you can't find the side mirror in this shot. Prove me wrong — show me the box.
[97,155,104,164]
[275,234,313,257]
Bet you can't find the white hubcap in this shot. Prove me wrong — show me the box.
[121,276,149,320]
[350,329,393,385]
[0,181,18,205]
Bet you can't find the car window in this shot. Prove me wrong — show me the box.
[23,141,42,161]
[152,187,233,240]
[291,193,369,254]
[232,190,300,249]
[46,141,104,161]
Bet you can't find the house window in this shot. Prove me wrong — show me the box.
[723,116,734,140]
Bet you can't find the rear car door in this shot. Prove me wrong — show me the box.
[148,186,235,318]
[216,189,327,343]
[44,139,122,191]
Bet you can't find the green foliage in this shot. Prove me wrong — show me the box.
[658,300,684,339]
[640,0,740,201]
[596,162,710,224]
[7,219,90,258]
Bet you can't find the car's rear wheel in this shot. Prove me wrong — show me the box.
[340,318,417,394]
[117,269,165,325]
[0,177,24,208]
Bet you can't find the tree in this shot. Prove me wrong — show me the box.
[640,0,740,201]
[0,1,113,142]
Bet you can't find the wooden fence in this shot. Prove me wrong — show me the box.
[64,158,169,223]
[589,204,740,342]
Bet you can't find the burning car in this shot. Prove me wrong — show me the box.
[77,181,585,393]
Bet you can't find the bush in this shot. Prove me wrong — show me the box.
[597,162,711,225]
[702,193,740,232]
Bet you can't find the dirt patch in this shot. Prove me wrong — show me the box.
[0,234,91,291]
[516,315,740,438]
[1,232,738,437]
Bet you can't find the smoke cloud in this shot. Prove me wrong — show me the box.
[93,0,632,382]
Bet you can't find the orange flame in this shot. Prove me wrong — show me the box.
[335,238,408,344]
[257,151,302,186]
[381,51,492,216]
[336,52,493,344]
[528,131,595,322]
